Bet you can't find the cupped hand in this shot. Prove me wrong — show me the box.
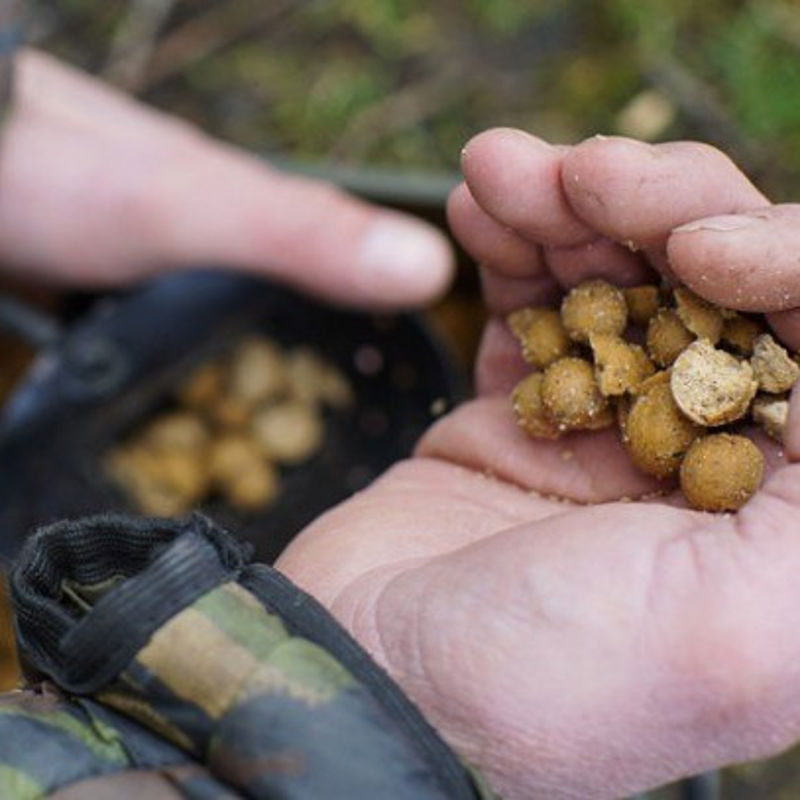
[0,49,452,307]
[277,131,800,799]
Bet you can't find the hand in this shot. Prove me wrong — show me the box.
[277,130,800,799]
[0,49,452,307]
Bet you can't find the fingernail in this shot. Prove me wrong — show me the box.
[358,215,454,301]
[674,214,760,234]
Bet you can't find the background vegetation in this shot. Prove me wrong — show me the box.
[27,0,800,198]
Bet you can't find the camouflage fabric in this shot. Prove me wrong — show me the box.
[1,514,497,799]
[0,684,234,799]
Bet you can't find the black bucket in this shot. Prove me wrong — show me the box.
[0,270,465,562]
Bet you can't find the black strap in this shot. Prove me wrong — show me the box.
[11,514,250,692]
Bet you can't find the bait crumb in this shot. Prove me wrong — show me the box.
[430,397,448,416]
[674,287,724,343]
[752,394,789,442]
[751,334,800,393]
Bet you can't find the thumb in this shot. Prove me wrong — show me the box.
[151,140,455,308]
[3,50,453,308]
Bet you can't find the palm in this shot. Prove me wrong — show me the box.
[278,132,800,799]
[279,394,798,797]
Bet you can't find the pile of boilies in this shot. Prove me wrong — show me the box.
[509,280,798,511]
[108,336,352,516]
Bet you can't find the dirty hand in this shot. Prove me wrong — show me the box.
[277,130,800,799]
[0,49,452,307]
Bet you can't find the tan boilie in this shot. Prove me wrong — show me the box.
[590,334,654,396]
[508,308,571,368]
[286,348,353,408]
[623,285,661,326]
[721,314,764,355]
[560,280,628,344]
[140,412,210,453]
[541,357,611,431]
[625,378,701,478]
[670,339,758,427]
[228,338,289,406]
[107,446,210,517]
[251,402,324,464]
[673,287,724,344]
[511,373,561,439]
[208,434,280,510]
[646,309,694,367]
[209,434,264,484]
[680,434,764,511]
[223,461,280,511]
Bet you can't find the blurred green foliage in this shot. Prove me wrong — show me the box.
[32,0,800,197]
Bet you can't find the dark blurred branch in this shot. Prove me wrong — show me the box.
[136,0,298,94]
[328,65,466,161]
[754,0,800,52]
[644,55,768,172]
[103,0,176,91]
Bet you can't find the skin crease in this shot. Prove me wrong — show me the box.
[277,131,800,798]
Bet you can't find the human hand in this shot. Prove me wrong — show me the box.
[277,130,800,798]
[0,49,452,306]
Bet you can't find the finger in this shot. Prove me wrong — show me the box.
[461,128,594,247]
[768,308,800,353]
[152,149,455,308]
[446,182,544,278]
[474,319,530,396]
[478,267,560,317]
[417,396,664,503]
[783,382,800,462]
[562,137,767,250]
[460,129,661,291]
[544,236,655,289]
[5,51,454,308]
[667,206,800,312]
